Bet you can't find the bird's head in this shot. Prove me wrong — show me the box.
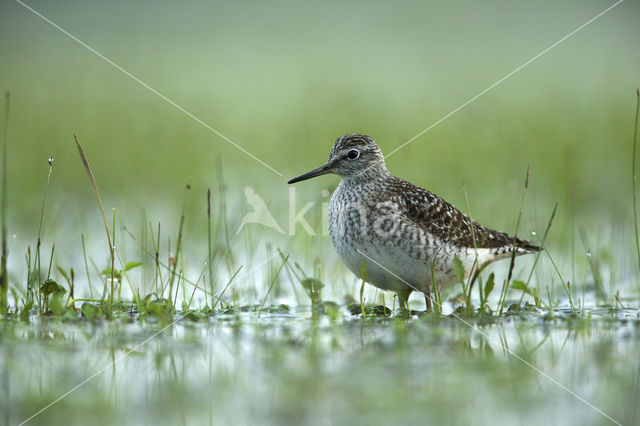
[288,134,386,184]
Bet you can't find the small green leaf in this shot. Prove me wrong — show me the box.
[184,310,203,321]
[301,278,324,304]
[300,278,324,291]
[146,300,174,319]
[454,256,465,283]
[50,293,66,315]
[124,261,144,272]
[40,279,65,296]
[511,280,528,292]
[143,293,156,304]
[81,303,103,320]
[62,309,79,322]
[101,268,122,279]
[484,273,495,298]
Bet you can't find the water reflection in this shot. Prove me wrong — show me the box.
[1,308,638,425]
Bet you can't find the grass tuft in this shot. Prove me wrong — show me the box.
[74,135,115,308]
[207,188,215,306]
[498,166,529,315]
[258,254,288,317]
[29,152,55,313]
[0,91,9,313]
[168,184,190,304]
[632,89,640,283]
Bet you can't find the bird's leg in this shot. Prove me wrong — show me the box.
[424,290,432,312]
[396,290,411,312]
[423,281,435,312]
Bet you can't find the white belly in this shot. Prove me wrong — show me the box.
[335,240,434,293]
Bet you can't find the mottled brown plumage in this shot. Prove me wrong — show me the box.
[388,176,539,252]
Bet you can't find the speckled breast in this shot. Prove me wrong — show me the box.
[328,181,457,294]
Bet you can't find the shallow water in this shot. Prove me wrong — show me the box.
[1,307,638,425]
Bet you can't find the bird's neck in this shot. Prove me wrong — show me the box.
[340,164,392,187]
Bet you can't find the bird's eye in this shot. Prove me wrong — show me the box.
[347,149,360,160]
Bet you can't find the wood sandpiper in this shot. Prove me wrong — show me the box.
[288,134,540,311]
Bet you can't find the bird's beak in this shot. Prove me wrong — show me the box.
[288,161,334,184]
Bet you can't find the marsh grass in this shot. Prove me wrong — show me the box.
[74,136,115,307]
[0,157,628,321]
[1,94,639,322]
[257,254,288,317]
[498,166,530,315]
[207,188,214,304]
[24,153,56,314]
[460,179,479,311]
[632,89,640,282]
[0,92,9,313]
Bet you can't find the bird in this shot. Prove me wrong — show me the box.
[288,134,540,311]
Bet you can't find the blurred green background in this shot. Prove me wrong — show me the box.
[1,0,639,300]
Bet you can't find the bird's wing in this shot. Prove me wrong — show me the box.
[387,177,540,253]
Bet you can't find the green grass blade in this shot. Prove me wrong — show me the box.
[632,89,640,281]
[0,92,9,312]
[74,135,114,307]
